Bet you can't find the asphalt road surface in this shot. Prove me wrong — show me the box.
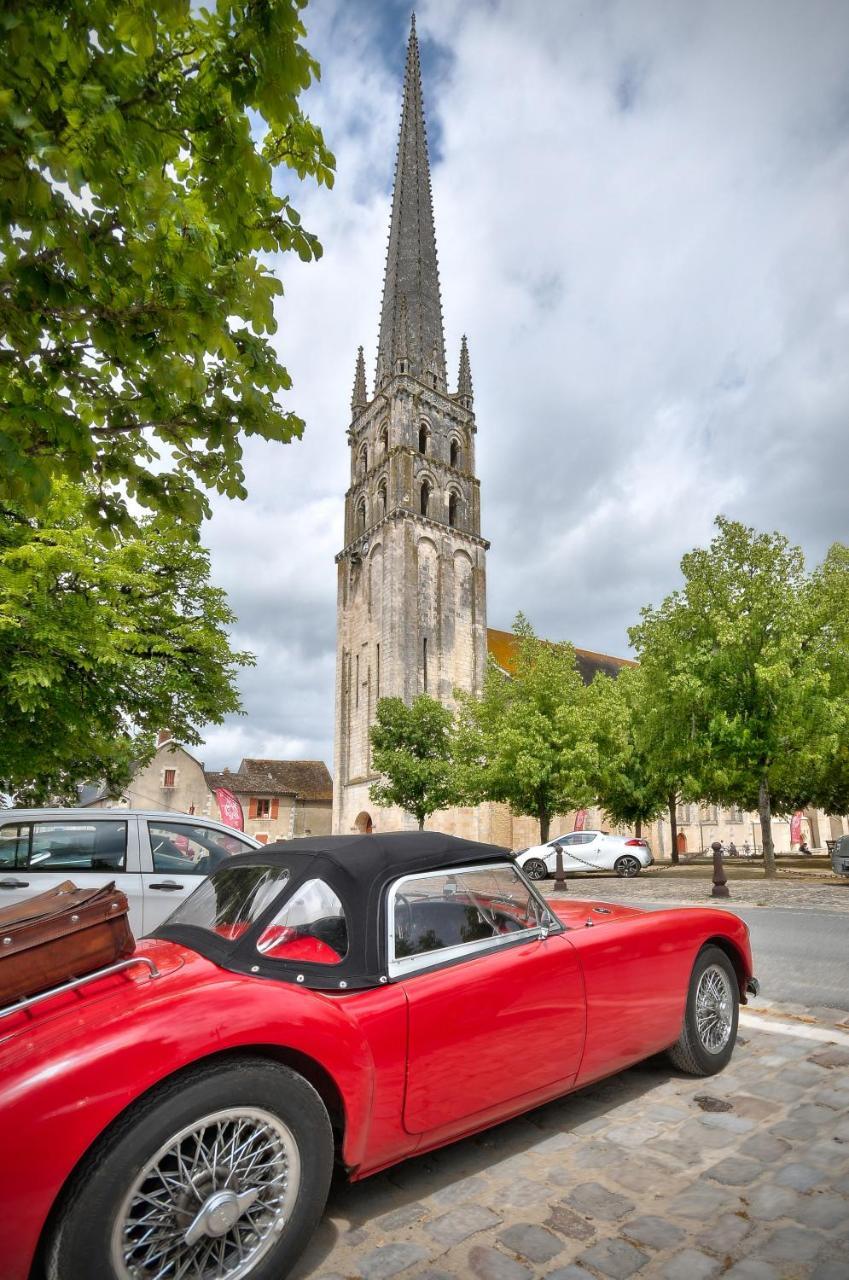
[730,905,848,1013]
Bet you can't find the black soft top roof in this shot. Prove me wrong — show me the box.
[154,831,512,990]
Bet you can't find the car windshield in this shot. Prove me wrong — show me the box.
[164,864,289,940]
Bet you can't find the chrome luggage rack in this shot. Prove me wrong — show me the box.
[0,955,161,1021]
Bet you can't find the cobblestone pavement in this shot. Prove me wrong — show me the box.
[293,1009,849,1280]
[545,876,849,913]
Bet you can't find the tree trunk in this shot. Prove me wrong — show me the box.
[539,811,550,844]
[635,817,642,838]
[758,777,776,877]
[669,793,679,865]
[417,815,425,830]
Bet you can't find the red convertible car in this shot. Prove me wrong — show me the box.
[0,832,757,1280]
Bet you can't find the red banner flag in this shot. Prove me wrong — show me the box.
[573,809,587,832]
[789,811,803,845]
[215,788,244,832]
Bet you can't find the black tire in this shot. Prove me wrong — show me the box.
[668,946,739,1076]
[523,857,548,881]
[614,855,642,877]
[46,1057,334,1280]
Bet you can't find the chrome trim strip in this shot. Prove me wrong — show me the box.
[0,954,160,1020]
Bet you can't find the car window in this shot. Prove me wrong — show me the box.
[24,820,127,872]
[577,833,596,844]
[0,824,29,869]
[256,878,349,965]
[388,862,551,977]
[148,821,254,875]
[555,834,578,846]
[164,864,290,938]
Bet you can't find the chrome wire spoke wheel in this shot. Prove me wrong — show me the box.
[695,964,734,1053]
[111,1107,300,1280]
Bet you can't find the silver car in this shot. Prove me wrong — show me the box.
[0,809,261,936]
[515,830,653,880]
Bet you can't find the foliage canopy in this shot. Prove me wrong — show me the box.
[0,0,334,529]
[369,695,460,830]
[0,482,252,803]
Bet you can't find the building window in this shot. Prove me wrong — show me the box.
[356,498,366,535]
[358,443,368,475]
[448,491,458,528]
[255,798,271,819]
[378,479,387,518]
[418,423,429,454]
[380,424,389,456]
[450,438,460,468]
[163,769,176,788]
[423,637,428,692]
[420,480,431,518]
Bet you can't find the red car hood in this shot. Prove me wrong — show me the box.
[549,898,645,929]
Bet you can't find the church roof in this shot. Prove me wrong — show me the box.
[375,15,446,390]
[205,761,333,802]
[486,628,637,684]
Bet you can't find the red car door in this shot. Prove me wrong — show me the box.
[402,932,585,1134]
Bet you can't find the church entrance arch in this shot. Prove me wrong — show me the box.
[354,811,374,834]
[677,831,687,855]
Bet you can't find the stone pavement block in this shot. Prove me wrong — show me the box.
[812,1259,849,1280]
[676,1118,741,1148]
[816,1087,849,1110]
[577,1238,649,1279]
[566,1182,634,1220]
[695,1211,752,1254]
[770,1116,818,1140]
[569,1141,624,1171]
[706,1156,767,1185]
[751,1078,807,1103]
[721,1263,781,1280]
[544,1202,596,1241]
[467,1245,534,1280]
[429,1176,488,1207]
[740,1133,791,1162]
[604,1121,664,1147]
[662,1248,721,1280]
[608,1156,677,1193]
[761,1225,824,1264]
[793,1102,842,1127]
[622,1215,685,1250]
[746,1183,802,1220]
[497,1223,564,1264]
[792,1192,849,1230]
[667,1182,736,1218]
[495,1177,547,1207]
[531,1131,579,1154]
[780,1064,831,1087]
[724,1095,775,1121]
[806,1138,849,1171]
[774,1161,823,1190]
[425,1204,502,1247]
[374,1202,429,1230]
[698,1112,755,1134]
[811,1047,849,1070]
[543,1268,596,1280]
[358,1242,431,1279]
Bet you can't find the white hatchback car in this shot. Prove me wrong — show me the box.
[0,809,261,937]
[515,830,653,880]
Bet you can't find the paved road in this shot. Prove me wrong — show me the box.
[730,907,849,1014]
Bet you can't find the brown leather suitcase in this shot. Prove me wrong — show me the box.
[0,880,135,1006]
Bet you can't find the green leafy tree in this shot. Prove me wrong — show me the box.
[0,0,334,529]
[0,482,253,803]
[456,614,595,843]
[369,696,460,830]
[587,666,669,841]
[801,543,849,816]
[630,518,833,876]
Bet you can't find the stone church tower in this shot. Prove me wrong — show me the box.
[333,17,489,834]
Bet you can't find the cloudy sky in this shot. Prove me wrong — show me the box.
[199,0,849,771]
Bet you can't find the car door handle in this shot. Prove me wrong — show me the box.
[149,881,184,891]
[0,877,29,889]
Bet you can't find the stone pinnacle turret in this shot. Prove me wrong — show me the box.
[351,345,367,413]
[456,334,473,409]
[375,15,446,391]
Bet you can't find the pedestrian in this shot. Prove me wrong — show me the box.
[728,840,738,857]
[799,840,811,856]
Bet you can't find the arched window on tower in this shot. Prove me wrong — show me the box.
[418,423,429,454]
[358,443,368,476]
[420,480,431,518]
[377,479,387,519]
[356,497,366,535]
[448,490,459,528]
[379,424,389,457]
[450,438,461,469]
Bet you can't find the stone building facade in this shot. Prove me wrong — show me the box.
[333,18,488,837]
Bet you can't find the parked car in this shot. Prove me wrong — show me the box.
[831,833,849,877]
[0,808,261,935]
[516,829,653,879]
[0,831,757,1280]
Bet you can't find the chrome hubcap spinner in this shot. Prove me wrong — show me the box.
[696,963,734,1053]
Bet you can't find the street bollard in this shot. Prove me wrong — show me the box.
[711,840,730,898]
[553,843,568,890]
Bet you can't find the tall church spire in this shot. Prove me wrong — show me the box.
[376,15,446,390]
